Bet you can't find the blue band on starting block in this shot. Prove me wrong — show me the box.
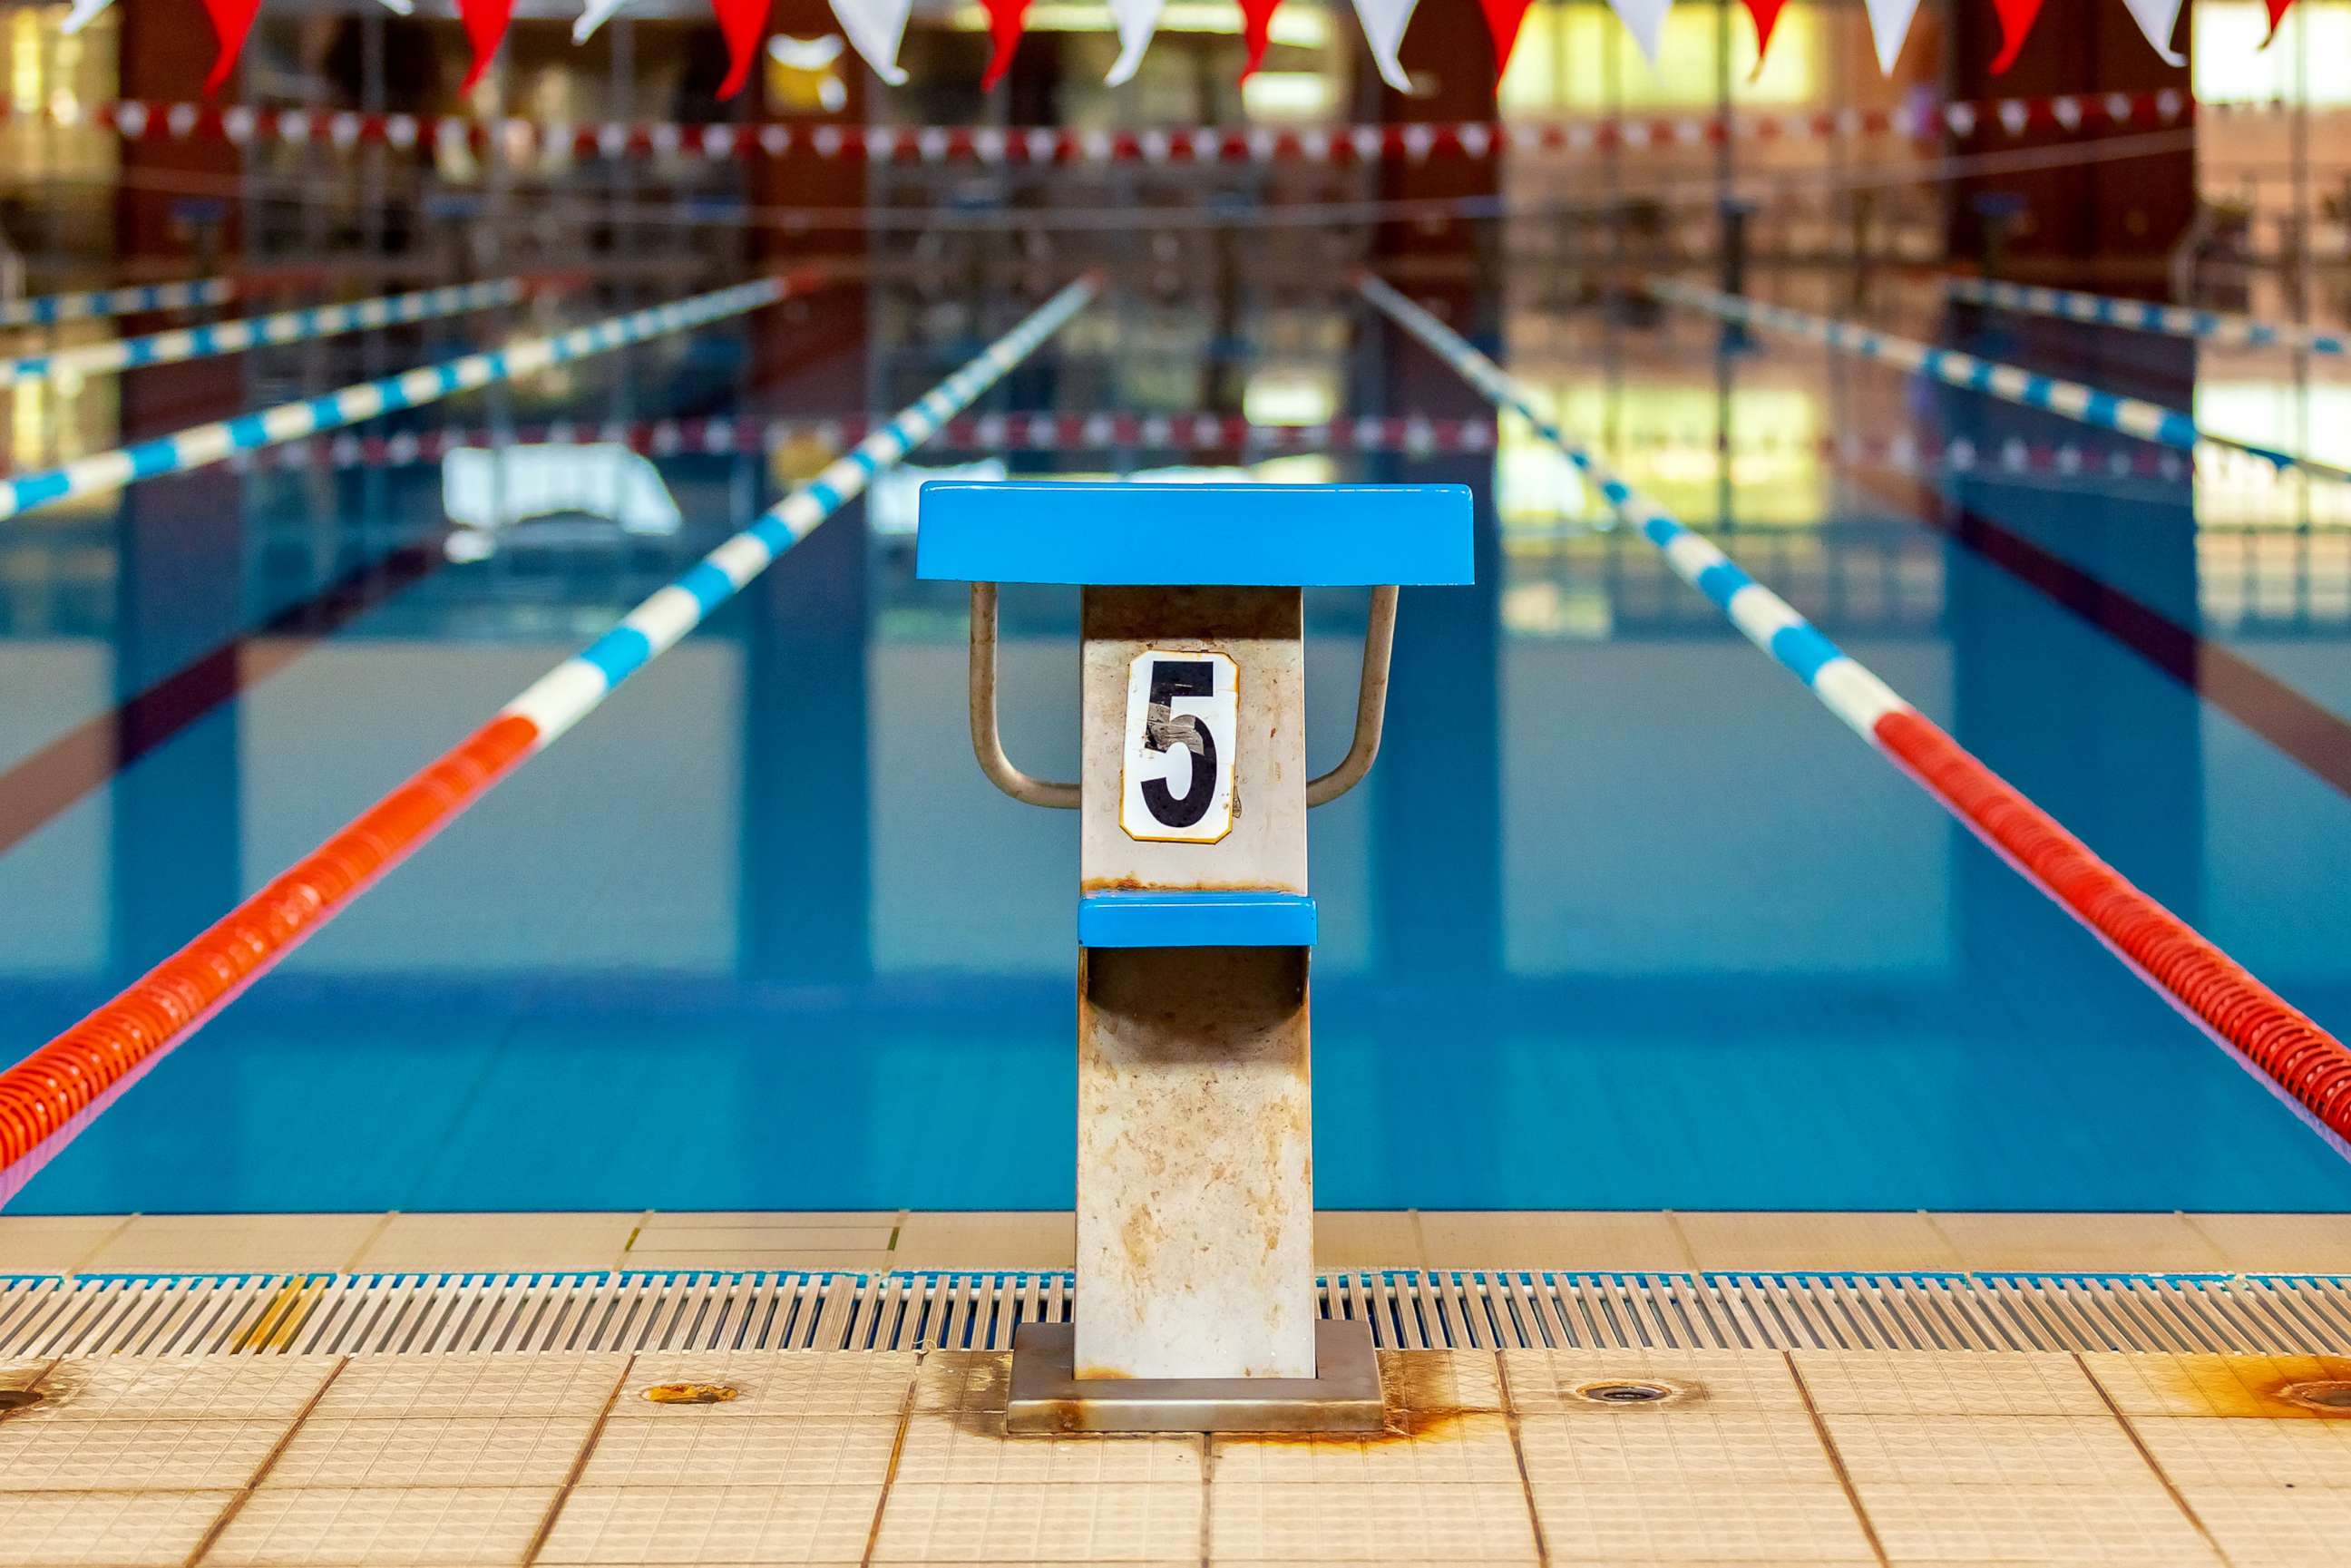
[1078,889,1318,949]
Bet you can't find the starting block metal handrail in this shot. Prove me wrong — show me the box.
[966,579,1400,809]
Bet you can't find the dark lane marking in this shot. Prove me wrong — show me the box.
[0,536,446,856]
[1862,472,2351,803]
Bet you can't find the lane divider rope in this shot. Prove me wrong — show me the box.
[1647,279,2351,485]
[1362,270,2351,1164]
[0,271,818,525]
[0,277,231,329]
[1948,277,2347,357]
[0,278,527,386]
[0,273,1097,1204]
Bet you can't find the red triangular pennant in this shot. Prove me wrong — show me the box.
[980,0,1028,87]
[199,0,263,94]
[457,0,513,92]
[712,0,772,97]
[1988,0,2043,71]
[2261,0,2295,44]
[1477,0,1533,75]
[1741,0,1785,69]
[1238,0,1282,77]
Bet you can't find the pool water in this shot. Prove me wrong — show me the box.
[4,283,2350,1215]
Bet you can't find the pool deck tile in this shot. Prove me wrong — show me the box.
[0,1215,133,1274]
[79,1214,390,1276]
[0,1346,2342,1563]
[1926,1213,2232,1274]
[2184,1213,2351,1273]
[1420,1211,1695,1271]
[1673,1211,1964,1272]
[893,1212,1075,1271]
[352,1215,643,1276]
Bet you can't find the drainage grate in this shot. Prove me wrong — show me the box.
[2,1271,2347,1359]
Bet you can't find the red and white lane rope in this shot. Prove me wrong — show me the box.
[20,87,2214,164]
[0,275,1097,1207]
[1364,270,2351,1164]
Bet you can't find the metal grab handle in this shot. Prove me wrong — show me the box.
[967,581,1396,811]
[969,581,1081,808]
[1306,585,1397,807]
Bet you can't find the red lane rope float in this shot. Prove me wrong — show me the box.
[1876,708,2351,1152]
[0,716,537,1183]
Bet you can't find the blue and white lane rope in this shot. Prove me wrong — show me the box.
[1361,273,1903,740]
[0,278,524,385]
[0,276,1097,1201]
[0,271,814,524]
[0,277,232,329]
[1359,269,2351,1165]
[501,274,1099,745]
[1949,276,2347,356]
[1647,278,2349,483]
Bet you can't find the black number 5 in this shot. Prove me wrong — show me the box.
[1140,658,1218,829]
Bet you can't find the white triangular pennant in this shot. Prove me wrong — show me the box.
[1606,0,1673,62]
[59,0,112,34]
[573,0,626,42]
[1106,0,1164,84]
[829,0,912,83]
[1351,0,1419,92]
[1860,0,1921,72]
[2121,0,2185,63]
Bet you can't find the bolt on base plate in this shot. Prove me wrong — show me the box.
[1004,1318,1384,1435]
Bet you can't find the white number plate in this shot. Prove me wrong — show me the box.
[1119,649,1237,844]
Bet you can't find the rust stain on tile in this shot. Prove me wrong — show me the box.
[2145,1356,2351,1418]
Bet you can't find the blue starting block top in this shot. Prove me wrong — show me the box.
[916,482,1474,587]
[1078,889,1317,949]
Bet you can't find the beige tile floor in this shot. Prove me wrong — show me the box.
[11,1210,2349,1278]
[3,1347,2348,1563]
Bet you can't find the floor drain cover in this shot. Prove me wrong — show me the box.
[2284,1381,2351,1413]
[1574,1380,1678,1406]
[641,1382,742,1406]
[0,1389,43,1413]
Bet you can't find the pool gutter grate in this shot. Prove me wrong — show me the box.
[2,1271,2346,1359]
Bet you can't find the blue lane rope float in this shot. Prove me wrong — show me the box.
[1646,278,2351,484]
[1361,269,2351,1165]
[0,268,821,525]
[1948,276,2348,356]
[0,278,527,385]
[0,274,1097,1203]
[0,277,233,329]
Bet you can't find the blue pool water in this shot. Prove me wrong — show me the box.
[4,283,2351,1214]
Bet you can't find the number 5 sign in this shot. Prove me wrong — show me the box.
[1120,650,1238,843]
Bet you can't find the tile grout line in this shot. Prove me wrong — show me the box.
[2073,1349,2237,1567]
[1197,1429,1215,1568]
[856,1350,922,1566]
[65,1215,137,1278]
[1782,1350,1891,1567]
[182,1352,350,1566]
[342,1213,399,1274]
[1493,1349,1552,1566]
[519,1349,634,1564]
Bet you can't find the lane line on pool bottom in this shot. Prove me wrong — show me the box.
[0,274,1097,1205]
[0,536,449,860]
[1647,278,2351,486]
[0,277,233,328]
[1949,277,2348,357]
[0,277,527,386]
[0,269,819,525]
[1363,270,2351,1165]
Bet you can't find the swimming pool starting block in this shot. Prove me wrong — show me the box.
[919,480,1473,1432]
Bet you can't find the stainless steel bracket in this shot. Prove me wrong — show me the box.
[966,581,1399,810]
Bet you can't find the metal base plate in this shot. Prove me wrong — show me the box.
[1005,1319,1384,1434]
